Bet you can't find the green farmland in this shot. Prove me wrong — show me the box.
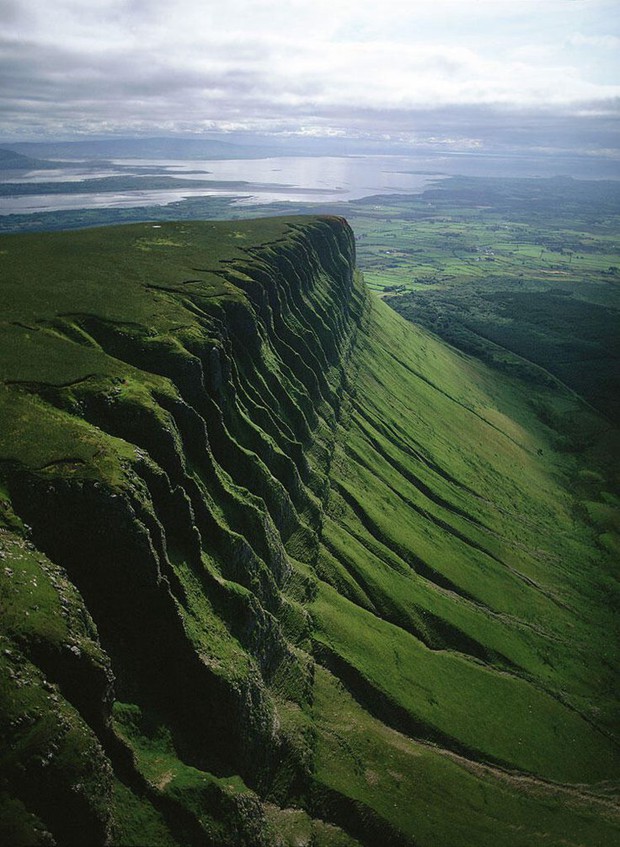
[347,176,620,292]
[339,177,620,426]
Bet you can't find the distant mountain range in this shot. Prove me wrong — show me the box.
[1,136,278,162]
[0,134,425,163]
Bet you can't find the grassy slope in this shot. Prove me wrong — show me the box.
[308,290,619,843]
[0,218,618,846]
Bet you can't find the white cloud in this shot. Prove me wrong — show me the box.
[0,0,618,140]
[568,33,620,49]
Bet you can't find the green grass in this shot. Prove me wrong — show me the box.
[111,780,181,847]
[1,212,618,845]
[312,582,615,783]
[313,666,620,847]
[304,282,618,836]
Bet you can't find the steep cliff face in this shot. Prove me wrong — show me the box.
[1,217,618,847]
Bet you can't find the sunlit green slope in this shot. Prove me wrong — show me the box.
[0,218,618,846]
[311,292,619,845]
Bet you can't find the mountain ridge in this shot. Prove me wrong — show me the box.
[0,216,618,846]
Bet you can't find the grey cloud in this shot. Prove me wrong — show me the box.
[0,7,618,163]
[0,1,20,22]
[0,31,320,130]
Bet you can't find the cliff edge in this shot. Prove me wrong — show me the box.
[1,217,618,846]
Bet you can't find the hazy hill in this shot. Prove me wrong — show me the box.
[5,137,276,161]
[0,217,618,846]
[0,148,66,170]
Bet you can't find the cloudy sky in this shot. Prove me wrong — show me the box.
[1,0,618,155]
